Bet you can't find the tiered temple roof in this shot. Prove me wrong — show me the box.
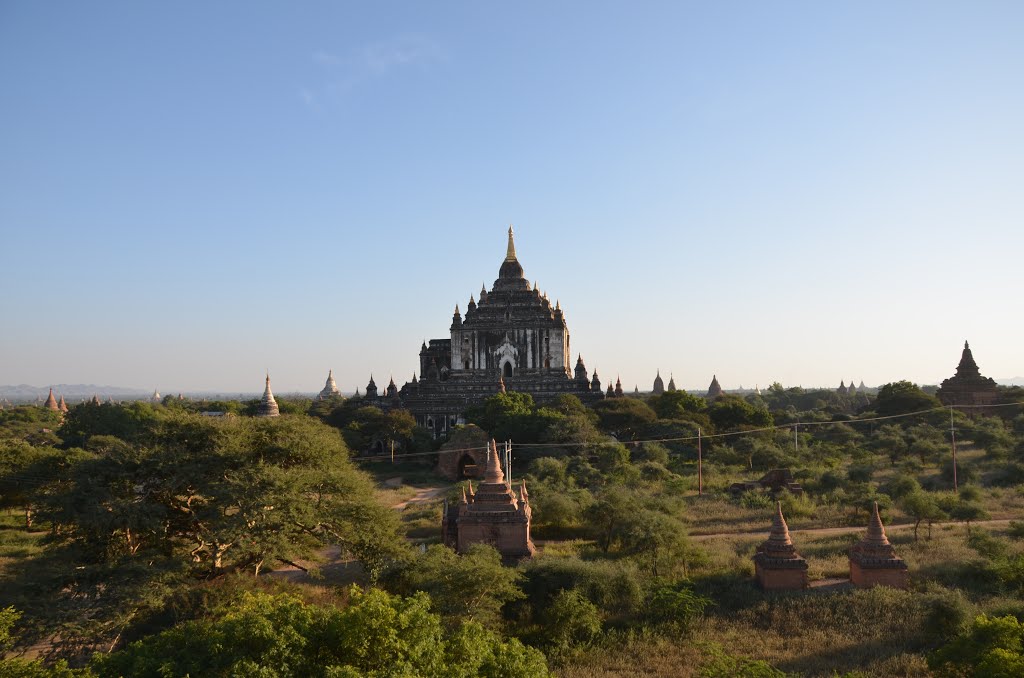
[937,341,998,408]
[653,370,665,395]
[257,374,280,417]
[707,375,723,398]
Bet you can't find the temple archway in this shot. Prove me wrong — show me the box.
[457,454,478,479]
[503,362,513,379]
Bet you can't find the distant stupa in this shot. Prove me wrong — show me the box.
[257,374,280,417]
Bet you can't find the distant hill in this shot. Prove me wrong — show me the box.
[997,377,1024,386]
[0,384,150,401]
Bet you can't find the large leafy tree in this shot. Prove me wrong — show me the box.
[3,413,408,656]
[707,395,773,432]
[50,413,405,578]
[874,381,942,417]
[930,614,1024,677]
[91,589,550,678]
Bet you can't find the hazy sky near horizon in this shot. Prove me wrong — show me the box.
[2,2,1022,394]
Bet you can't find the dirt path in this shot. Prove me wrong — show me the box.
[691,518,1014,541]
[390,485,448,510]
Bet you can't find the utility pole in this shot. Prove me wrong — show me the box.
[390,439,394,464]
[697,428,703,496]
[794,424,799,452]
[950,406,958,492]
[505,440,512,489]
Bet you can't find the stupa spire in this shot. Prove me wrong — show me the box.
[865,501,890,547]
[484,440,506,485]
[43,388,58,411]
[257,373,280,417]
[505,225,517,261]
[768,502,794,546]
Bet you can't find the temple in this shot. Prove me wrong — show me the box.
[848,502,908,588]
[369,228,601,436]
[707,375,723,398]
[752,502,808,590]
[318,370,341,400]
[652,370,665,395]
[937,341,998,409]
[442,439,535,560]
[43,388,58,411]
[257,375,280,417]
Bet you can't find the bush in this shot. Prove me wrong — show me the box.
[929,614,1024,677]
[520,557,644,618]
[740,492,774,510]
[542,589,602,649]
[647,580,710,632]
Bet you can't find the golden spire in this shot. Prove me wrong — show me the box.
[505,225,517,262]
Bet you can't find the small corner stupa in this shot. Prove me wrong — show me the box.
[442,439,535,561]
[848,502,908,588]
[257,374,280,417]
[753,502,808,590]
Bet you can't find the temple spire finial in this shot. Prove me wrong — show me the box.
[505,225,517,262]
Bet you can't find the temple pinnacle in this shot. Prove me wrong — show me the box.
[505,225,517,261]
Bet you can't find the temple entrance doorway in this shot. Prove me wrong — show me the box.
[458,454,478,479]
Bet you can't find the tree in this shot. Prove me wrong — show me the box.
[647,581,710,632]
[0,440,85,528]
[542,589,602,650]
[874,381,941,417]
[619,509,699,577]
[648,391,707,420]
[591,398,657,439]
[388,544,524,629]
[900,490,946,541]
[91,589,550,678]
[12,413,409,656]
[707,396,772,432]
[946,500,990,537]
[929,614,1024,678]
[584,485,638,553]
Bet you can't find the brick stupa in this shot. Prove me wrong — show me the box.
[442,439,535,561]
[753,502,808,590]
[848,502,908,588]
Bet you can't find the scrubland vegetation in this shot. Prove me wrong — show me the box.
[1,380,1023,676]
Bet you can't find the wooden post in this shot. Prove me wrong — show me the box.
[950,406,958,492]
[390,439,394,464]
[697,427,703,496]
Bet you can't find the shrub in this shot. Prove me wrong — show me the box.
[929,614,1024,677]
[543,589,602,649]
[647,580,710,632]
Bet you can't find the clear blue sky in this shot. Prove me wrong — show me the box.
[2,2,1021,394]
